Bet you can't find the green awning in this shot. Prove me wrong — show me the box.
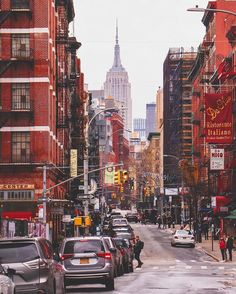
[225,215,236,219]
[224,209,236,219]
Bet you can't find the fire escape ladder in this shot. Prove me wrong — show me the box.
[0,11,12,26]
[0,61,12,76]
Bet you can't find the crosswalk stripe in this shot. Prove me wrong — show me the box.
[176,259,181,263]
[186,266,192,269]
[190,260,196,263]
[218,267,224,270]
[153,266,159,270]
[201,266,207,269]
[169,266,175,269]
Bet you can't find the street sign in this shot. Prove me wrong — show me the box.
[210,148,224,170]
[78,185,84,190]
[62,215,71,223]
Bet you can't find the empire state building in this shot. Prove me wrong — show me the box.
[104,24,132,132]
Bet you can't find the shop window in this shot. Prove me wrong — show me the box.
[0,192,4,200]
[12,132,30,163]
[12,83,30,110]
[6,190,34,200]
[12,34,30,58]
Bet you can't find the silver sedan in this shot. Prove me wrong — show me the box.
[171,229,195,248]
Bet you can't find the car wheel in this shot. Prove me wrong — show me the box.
[119,263,124,276]
[105,277,115,291]
[129,262,134,272]
[171,243,175,247]
[191,244,195,248]
[124,262,129,273]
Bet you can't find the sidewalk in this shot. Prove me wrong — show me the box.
[166,225,236,263]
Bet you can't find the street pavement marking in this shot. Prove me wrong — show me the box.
[218,267,224,270]
[186,266,192,269]
[176,259,181,263]
[169,266,175,269]
[190,260,196,262]
[201,266,207,269]
[153,266,159,270]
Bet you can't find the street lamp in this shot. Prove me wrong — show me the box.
[187,6,236,17]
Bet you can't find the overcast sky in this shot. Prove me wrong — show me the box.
[73,0,209,119]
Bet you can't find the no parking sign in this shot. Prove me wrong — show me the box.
[210,148,224,170]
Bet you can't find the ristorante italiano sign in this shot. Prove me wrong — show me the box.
[205,92,233,143]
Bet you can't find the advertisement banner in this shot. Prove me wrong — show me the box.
[205,92,233,143]
[210,148,224,170]
[104,165,115,185]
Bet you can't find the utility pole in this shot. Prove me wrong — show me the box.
[42,165,47,224]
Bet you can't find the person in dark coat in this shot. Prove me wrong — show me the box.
[226,235,234,261]
[134,235,144,268]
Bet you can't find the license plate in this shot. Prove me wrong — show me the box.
[80,258,89,264]
[183,237,186,239]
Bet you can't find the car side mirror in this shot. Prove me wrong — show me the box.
[109,247,117,254]
[7,268,16,277]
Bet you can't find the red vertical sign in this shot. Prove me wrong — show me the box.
[205,92,233,143]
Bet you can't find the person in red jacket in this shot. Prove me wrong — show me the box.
[219,237,227,261]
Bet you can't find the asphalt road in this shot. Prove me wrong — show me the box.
[66,223,236,294]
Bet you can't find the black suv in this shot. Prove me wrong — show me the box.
[0,237,65,294]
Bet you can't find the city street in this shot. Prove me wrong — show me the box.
[66,224,236,294]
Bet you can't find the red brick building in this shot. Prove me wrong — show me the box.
[0,0,80,239]
[189,0,236,224]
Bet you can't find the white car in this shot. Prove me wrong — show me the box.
[171,229,195,248]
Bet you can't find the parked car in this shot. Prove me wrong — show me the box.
[126,212,139,223]
[171,229,195,248]
[0,237,65,294]
[113,238,134,273]
[111,218,129,227]
[0,264,15,294]
[103,236,124,276]
[59,236,115,291]
[112,225,135,240]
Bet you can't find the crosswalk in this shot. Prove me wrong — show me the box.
[137,264,236,271]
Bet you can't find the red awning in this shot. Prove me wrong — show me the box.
[213,196,231,214]
[2,211,33,220]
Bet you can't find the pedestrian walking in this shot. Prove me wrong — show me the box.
[219,236,227,261]
[134,235,144,268]
[202,221,209,240]
[157,215,162,229]
[226,235,234,261]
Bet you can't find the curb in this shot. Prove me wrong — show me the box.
[199,247,220,262]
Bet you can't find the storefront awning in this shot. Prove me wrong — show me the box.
[224,209,236,219]
[2,211,32,220]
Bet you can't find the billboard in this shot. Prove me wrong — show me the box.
[205,92,233,143]
[104,165,115,185]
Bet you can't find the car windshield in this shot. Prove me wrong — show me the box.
[114,239,128,248]
[113,219,127,225]
[176,230,192,235]
[0,242,39,263]
[64,240,104,254]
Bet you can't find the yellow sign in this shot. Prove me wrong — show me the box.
[0,184,35,190]
[70,149,78,177]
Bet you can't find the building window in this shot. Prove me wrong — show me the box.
[0,192,3,200]
[12,34,30,58]
[12,84,30,110]
[5,190,34,200]
[11,0,29,10]
[12,132,30,163]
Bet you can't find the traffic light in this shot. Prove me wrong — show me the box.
[114,170,121,184]
[74,216,82,226]
[85,216,91,227]
[122,170,128,183]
